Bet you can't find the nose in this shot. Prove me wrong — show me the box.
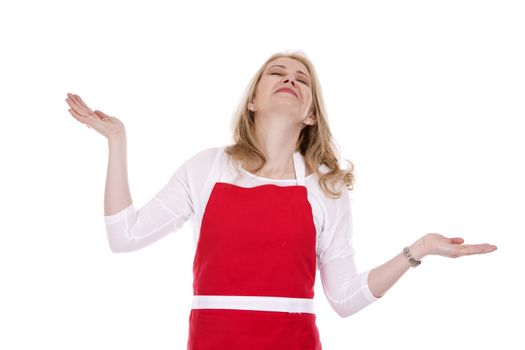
[283,76,296,86]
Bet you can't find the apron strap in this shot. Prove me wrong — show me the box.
[293,151,306,186]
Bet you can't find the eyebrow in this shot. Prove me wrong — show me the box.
[267,64,311,81]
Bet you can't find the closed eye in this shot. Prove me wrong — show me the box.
[270,72,308,85]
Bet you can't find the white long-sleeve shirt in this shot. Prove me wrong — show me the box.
[103,145,380,317]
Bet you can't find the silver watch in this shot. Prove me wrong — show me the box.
[403,246,422,268]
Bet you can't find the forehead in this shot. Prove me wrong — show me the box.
[265,57,310,75]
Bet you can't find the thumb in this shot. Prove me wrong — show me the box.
[450,237,464,245]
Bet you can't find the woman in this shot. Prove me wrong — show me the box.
[65,50,497,349]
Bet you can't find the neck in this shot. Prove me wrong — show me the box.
[250,116,301,176]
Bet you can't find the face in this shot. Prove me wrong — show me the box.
[249,57,316,126]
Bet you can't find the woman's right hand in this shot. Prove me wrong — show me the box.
[66,93,126,140]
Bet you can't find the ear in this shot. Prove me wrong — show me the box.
[304,112,316,125]
[248,100,256,111]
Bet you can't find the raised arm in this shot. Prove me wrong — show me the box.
[65,92,131,215]
[66,93,194,253]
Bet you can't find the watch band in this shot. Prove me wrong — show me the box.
[403,246,422,268]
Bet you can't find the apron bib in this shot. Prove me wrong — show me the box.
[187,151,322,349]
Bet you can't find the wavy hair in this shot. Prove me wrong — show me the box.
[225,50,355,198]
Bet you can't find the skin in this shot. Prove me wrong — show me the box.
[246,57,317,179]
[65,93,125,140]
[368,234,497,298]
[65,57,498,299]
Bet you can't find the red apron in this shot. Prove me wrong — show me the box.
[187,151,322,349]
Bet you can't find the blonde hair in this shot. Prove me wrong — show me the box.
[225,50,355,198]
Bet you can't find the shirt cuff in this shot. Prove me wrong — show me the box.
[361,269,381,302]
[104,203,135,225]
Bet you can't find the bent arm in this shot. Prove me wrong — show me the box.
[319,238,425,318]
[367,237,426,298]
[103,143,195,253]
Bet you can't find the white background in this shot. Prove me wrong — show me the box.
[1,0,523,349]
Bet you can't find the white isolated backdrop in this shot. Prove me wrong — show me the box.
[1,0,523,349]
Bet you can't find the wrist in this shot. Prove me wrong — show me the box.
[108,133,127,145]
[409,237,427,261]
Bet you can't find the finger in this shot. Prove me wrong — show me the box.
[69,108,98,125]
[458,244,497,256]
[71,108,109,129]
[66,94,94,116]
[73,94,94,113]
[66,97,89,116]
[69,99,101,121]
[69,108,89,121]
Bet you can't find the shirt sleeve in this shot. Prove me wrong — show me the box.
[317,184,380,317]
[103,154,196,253]
[320,256,380,318]
[316,183,356,269]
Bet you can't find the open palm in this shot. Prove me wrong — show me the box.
[423,233,497,258]
[65,93,125,139]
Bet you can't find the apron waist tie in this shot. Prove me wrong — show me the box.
[192,295,315,314]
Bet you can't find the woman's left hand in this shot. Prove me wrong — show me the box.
[422,233,498,258]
